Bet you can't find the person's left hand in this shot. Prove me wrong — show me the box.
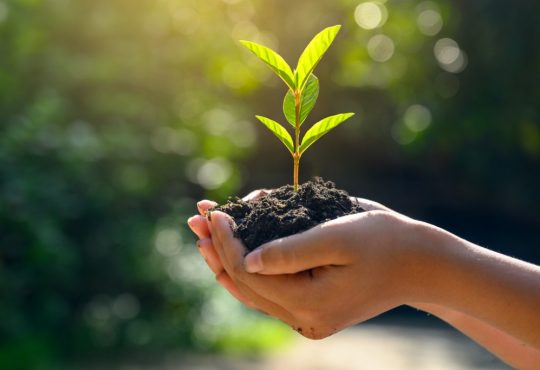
[187,190,270,310]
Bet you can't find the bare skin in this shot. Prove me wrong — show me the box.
[187,195,540,369]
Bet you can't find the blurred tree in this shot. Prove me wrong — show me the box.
[0,0,261,368]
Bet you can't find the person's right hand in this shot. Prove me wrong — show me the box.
[187,192,397,315]
[193,194,436,338]
[188,192,540,368]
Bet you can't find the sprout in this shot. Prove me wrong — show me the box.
[239,25,355,191]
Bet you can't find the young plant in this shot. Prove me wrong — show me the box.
[240,25,355,191]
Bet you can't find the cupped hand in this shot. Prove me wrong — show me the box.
[212,208,424,338]
[188,191,425,339]
[187,193,540,369]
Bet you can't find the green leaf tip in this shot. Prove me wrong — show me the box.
[255,115,295,154]
[239,40,296,90]
[299,112,355,154]
[295,25,342,92]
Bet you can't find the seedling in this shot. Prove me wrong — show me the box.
[240,25,354,191]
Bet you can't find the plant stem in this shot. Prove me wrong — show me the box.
[293,90,301,192]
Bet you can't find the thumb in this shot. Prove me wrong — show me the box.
[244,224,346,275]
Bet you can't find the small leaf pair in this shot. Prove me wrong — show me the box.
[256,113,354,156]
[239,25,355,191]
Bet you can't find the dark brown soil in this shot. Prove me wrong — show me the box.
[213,178,365,251]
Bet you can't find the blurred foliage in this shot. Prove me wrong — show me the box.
[0,0,539,368]
[0,0,260,368]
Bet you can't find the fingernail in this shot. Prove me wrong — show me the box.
[196,201,204,214]
[187,216,197,227]
[245,249,263,273]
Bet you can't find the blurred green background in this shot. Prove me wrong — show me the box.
[1,0,538,368]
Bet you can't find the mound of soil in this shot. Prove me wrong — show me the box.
[214,178,365,251]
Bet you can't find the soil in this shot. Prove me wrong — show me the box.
[213,177,365,251]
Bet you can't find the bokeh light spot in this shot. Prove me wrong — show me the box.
[417,9,443,36]
[434,38,467,73]
[203,108,235,135]
[0,2,8,23]
[187,157,233,190]
[232,20,260,41]
[112,294,140,320]
[404,104,432,132]
[154,228,182,257]
[354,2,388,30]
[170,6,200,35]
[166,252,210,288]
[434,38,459,64]
[367,34,395,62]
[227,1,255,22]
[151,127,197,156]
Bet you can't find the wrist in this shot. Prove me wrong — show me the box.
[394,218,458,305]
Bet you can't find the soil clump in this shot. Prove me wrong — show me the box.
[214,178,365,251]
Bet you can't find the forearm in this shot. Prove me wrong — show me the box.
[413,302,540,369]
[406,221,540,349]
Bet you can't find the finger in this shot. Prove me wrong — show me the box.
[211,211,307,307]
[198,227,289,317]
[244,218,350,275]
[197,238,224,275]
[187,215,211,239]
[201,223,291,317]
[197,200,218,216]
[210,211,245,268]
[352,197,393,212]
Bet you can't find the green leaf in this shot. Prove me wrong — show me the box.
[255,115,294,154]
[299,113,354,155]
[295,25,341,92]
[239,40,296,90]
[283,74,319,127]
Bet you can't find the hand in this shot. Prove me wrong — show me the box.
[188,192,540,368]
[190,194,424,338]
